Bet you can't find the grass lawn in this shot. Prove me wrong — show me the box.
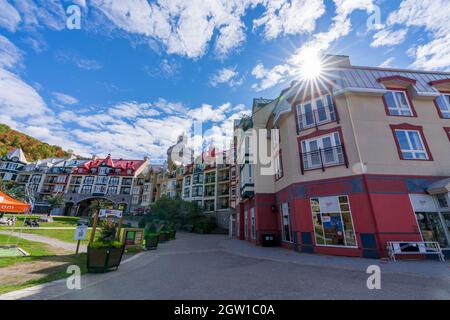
[18,229,96,244]
[0,234,55,268]
[1,215,80,229]
[0,253,87,295]
[0,234,88,295]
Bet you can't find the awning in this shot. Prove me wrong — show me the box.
[427,178,450,195]
[0,191,31,213]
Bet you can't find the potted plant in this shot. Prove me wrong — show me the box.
[87,220,125,273]
[144,224,159,250]
[159,230,170,242]
[168,225,176,240]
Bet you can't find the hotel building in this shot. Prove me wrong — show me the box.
[234,55,450,259]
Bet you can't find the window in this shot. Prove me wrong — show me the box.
[251,208,256,240]
[107,186,118,195]
[122,178,132,186]
[109,177,120,185]
[99,167,110,175]
[96,176,108,184]
[300,132,345,170]
[244,210,249,239]
[93,185,106,194]
[56,175,66,183]
[183,188,190,198]
[273,129,283,180]
[384,90,414,116]
[132,195,140,205]
[435,94,450,118]
[410,194,450,249]
[394,129,429,160]
[120,187,131,194]
[54,185,64,193]
[296,94,336,130]
[280,202,293,243]
[310,196,357,247]
[81,185,92,194]
[84,176,94,185]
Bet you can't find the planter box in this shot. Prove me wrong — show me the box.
[159,232,170,242]
[169,230,176,240]
[144,235,159,250]
[87,246,125,273]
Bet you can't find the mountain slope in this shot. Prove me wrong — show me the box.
[0,124,72,162]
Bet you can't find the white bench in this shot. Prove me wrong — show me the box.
[387,241,445,262]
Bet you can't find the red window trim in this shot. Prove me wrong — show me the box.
[433,91,450,119]
[378,75,417,85]
[297,126,349,174]
[275,148,284,182]
[382,87,418,117]
[429,79,450,86]
[444,127,450,142]
[389,123,434,161]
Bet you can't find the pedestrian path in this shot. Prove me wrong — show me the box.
[0,231,87,253]
[220,238,450,280]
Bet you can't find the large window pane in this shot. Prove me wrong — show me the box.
[416,212,449,248]
[310,196,356,247]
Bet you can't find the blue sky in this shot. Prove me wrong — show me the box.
[0,0,449,163]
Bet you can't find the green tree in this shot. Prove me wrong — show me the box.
[45,194,65,215]
[0,180,26,201]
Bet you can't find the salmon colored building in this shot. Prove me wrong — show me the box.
[234,55,450,259]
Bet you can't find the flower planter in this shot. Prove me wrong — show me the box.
[159,231,170,242]
[169,230,176,240]
[144,234,159,250]
[87,246,125,273]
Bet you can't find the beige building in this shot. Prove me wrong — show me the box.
[235,55,450,259]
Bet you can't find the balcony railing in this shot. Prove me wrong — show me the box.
[300,145,348,174]
[297,103,337,131]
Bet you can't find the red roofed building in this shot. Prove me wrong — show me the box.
[63,154,149,216]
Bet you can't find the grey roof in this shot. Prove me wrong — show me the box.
[335,66,450,94]
[271,59,450,123]
[5,148,28,163]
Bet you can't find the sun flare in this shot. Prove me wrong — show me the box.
[298,50,324,80]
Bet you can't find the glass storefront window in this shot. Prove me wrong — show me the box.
[415,212,449,248]
[310,195,357,247]
[280,202,293,243]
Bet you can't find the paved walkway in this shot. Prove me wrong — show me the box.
[1,233,449,300]
[0,231,87,253]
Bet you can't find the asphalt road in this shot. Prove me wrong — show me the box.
[4,233,450,300]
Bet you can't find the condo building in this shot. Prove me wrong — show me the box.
[0,148,28,181]
[234,55,450,259]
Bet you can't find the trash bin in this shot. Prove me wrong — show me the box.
[261,234,277,247]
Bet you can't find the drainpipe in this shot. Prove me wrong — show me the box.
[343,93,384,257]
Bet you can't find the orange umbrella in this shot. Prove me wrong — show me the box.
[0,191,31,213]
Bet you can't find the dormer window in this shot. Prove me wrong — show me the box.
[435,94,450,119]
[383,90,414,116]
[91,168,97,173]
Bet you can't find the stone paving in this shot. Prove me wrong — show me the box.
[1,232,449,300]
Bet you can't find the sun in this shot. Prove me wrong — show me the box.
[298,49,324,80]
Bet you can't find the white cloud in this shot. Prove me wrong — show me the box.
[56,51,103,70]
[0,68,49,117]
[210,67,244,87]
[0,0,21,32]
[380,0,450,70]
[52,92,79,105]
[251,0,376,91]
[371,28,407,47]
[378,57,395,68]
[251,63,291,92]
[0,35,23,70]
[13,0,66,31]
[89,0,330,59]
[253,0,325,40]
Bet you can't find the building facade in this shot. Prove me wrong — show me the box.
[0,148,28,182]
[235,55,450,259]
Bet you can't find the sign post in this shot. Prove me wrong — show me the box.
[74,219,88,255]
